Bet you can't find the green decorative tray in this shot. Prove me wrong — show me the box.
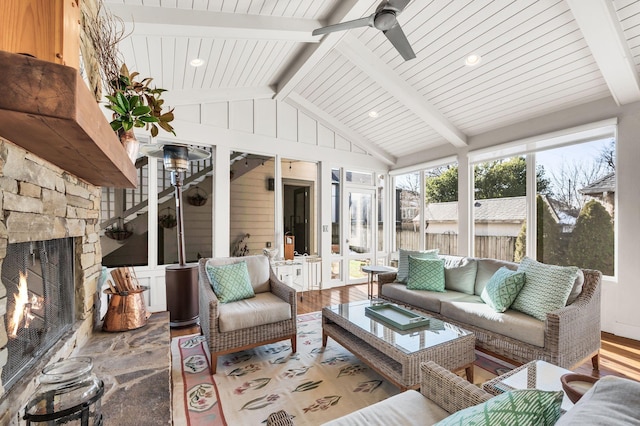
[365,303,430,330]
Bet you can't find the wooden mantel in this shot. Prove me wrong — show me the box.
[0,50,137,188]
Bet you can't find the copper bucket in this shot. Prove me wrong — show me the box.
[102,286,151,332]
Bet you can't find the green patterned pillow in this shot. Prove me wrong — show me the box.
[205,261,255,303]
[406,257,445,292]
[511,257,579,321]
[481,267,526,312]
[397,248,439,283]
[435,389,563,426]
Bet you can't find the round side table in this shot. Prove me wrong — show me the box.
[361,265,397,298]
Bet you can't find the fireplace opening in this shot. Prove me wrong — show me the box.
[1,238,75,391]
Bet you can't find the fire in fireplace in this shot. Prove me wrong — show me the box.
[1,238,75,391]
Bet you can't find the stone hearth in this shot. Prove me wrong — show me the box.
[0,137,102,423]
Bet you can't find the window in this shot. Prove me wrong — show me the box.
[472,156,528,261]
[331,168,341,255]
[424,163,458,255]
[394,172,421,250]
[534,139,615,275]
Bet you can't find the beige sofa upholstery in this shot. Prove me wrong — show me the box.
[198,255,297,373]
[379,256,601,370]
[321,361,492,426]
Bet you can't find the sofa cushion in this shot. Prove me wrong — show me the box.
[474,258,518,296]
[555,375,640,425]
[481,267,526,312]
[441,296,545,347]
[441,256,478,295]
[322,389,450,426]
[511,257,579,321]
[567,269,584,305]
[218,292,292,332]
[407,257,445,292]
[206,255,271,293]
[206,261,255,303]
[381,283,468,314]
[397,249,439,283]
[434,389,563,426]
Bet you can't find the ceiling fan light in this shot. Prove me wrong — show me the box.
[190,58,205,67]
[465,54,482,67]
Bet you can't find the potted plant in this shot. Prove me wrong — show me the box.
[105,64,176,162]
[187,186,208,206]
[104,217,133,241]
[158,207,177,229]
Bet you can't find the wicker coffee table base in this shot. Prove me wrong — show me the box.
[322,316,475,391]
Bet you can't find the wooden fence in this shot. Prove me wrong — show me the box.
[396,230,517,261]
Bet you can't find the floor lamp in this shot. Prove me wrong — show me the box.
[141,143,211,327]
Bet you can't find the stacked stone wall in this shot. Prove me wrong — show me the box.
[0,137,102,423]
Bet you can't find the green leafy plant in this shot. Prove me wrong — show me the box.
[105,64,175,137]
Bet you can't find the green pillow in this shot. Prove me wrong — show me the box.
[205,261,255,303]
[442,256,477,294]
[407,257,445,292]
[481,267,526,312]
[397,248,439,283]
[435,389,563,426]
[511,257,579,321]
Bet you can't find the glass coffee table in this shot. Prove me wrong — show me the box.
[482,360,578,412]
[322,299,475,390]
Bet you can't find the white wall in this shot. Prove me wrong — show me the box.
[394,97,640,341]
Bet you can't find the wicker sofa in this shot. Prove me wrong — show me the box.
[378,256,602,370]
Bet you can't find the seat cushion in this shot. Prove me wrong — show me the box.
[381,283,468,314]
[218,292,292,332]
[555,375,640,425]
[440,295,546,347]
[322,390,449,426]
[206,255,271,293]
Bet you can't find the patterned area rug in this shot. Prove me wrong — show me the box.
[171,312,514,425]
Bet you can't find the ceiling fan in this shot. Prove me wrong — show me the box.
[312,0,416,61]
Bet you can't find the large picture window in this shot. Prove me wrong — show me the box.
[394,172,421,250]
[424,164,458,255]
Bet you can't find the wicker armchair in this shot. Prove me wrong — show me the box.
[198,255,297,374]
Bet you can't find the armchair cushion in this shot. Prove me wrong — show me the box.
[206,255,271,293]
[206,261,255,303]
[218,292,293,333]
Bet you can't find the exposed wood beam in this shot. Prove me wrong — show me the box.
[286,92,396,166]
[107,4,321,42]
[164,86,274,106]
[273,0,377,101]
[567,0,640,105]
[338,34,467,148]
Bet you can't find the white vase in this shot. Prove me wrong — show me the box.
[119,129,139,163]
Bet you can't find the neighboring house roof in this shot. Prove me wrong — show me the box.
[579,172,616,195]
[416,196,578,226]
[416,196,527,223]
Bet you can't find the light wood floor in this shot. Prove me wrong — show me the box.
[172,283,640,382]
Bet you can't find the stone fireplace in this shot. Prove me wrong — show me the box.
[0,137,103,424]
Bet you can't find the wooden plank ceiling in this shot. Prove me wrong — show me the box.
[105,0,640,164]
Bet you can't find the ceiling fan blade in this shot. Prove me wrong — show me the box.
[385,0,411,13]
[383,24,416,60]
[312,16,373,36]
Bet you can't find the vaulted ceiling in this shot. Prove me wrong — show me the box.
[105,0,640,166]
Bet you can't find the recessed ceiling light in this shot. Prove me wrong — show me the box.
[190,58,205,67]
[368,110,379,118]
[464,54,482,67]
